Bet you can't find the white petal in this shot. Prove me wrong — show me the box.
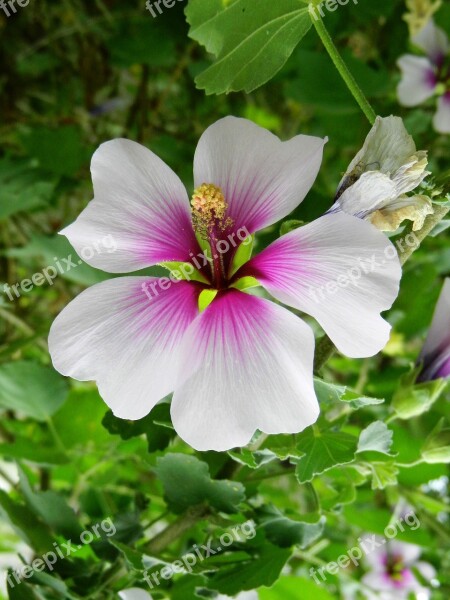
[49,277,201,419]
[171,290,318,452]
[397,56,436,106]
[118,589,152,600]
[369,194,433,232]
[413,19,449,62]
[61,139,199,273]
[240,212,401,358]
[433,94,450,134]
[194,116,326,234]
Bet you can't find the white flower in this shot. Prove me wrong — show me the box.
[331,116,433,231]
[362,539,436,599]
[397,19,450,134]
[49,117,401,451]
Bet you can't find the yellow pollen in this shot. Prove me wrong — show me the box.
[191,183,233,238]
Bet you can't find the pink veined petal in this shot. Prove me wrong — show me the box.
[49,277,201,419]
[419,278,450,380]
[171,289,319,452]
[413,19,449,63]
[238,212,401,358]
[61,139,200,273]
[433,93,450,134]
[397,55,436,107]
[193,116,326,235]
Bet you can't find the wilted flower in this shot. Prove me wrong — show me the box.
[49,117,401,451]
[331,116,433,231]
[418,278,450,381]
[403,0,442,37]
[362,539,435,599]
[397,19,450,134]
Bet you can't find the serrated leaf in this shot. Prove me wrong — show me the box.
[366,462,399,490]
[259,506,325,548]
[155,454,245,514]
[102,403,175,452]
[357,422,394,456]
[207,543,291,595]
[295,427,358,483]
[186,0,311,94]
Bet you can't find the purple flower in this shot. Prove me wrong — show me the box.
[362,539,435,599]
[48,117,401,451]
[397,19,450,134]
[418,278,450,381]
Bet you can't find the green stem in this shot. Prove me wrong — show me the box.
[309,4,376,125]
[144,505,209,555]
[313,335,336,372]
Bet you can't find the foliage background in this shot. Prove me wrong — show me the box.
[0,0,449,598]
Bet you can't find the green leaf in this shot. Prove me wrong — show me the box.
[357,422,394,456]
[207,543,291,595]
[109,541,145,571]
[392,378,447,419]
[259,575,336,600]
[356,461,399,490]
[102,402,175,453]
[314,378,384,410]
[0,361,68,421]
[228,448,276,469]
[186,0,311,94]
[155,454,245,513]
[295,427,358,483]
[0,438,68,466]
[0,490,54,554]
[421,418,450,464]
[52,388,111,449]
[259,506,325,548]
[18,469,82,539]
